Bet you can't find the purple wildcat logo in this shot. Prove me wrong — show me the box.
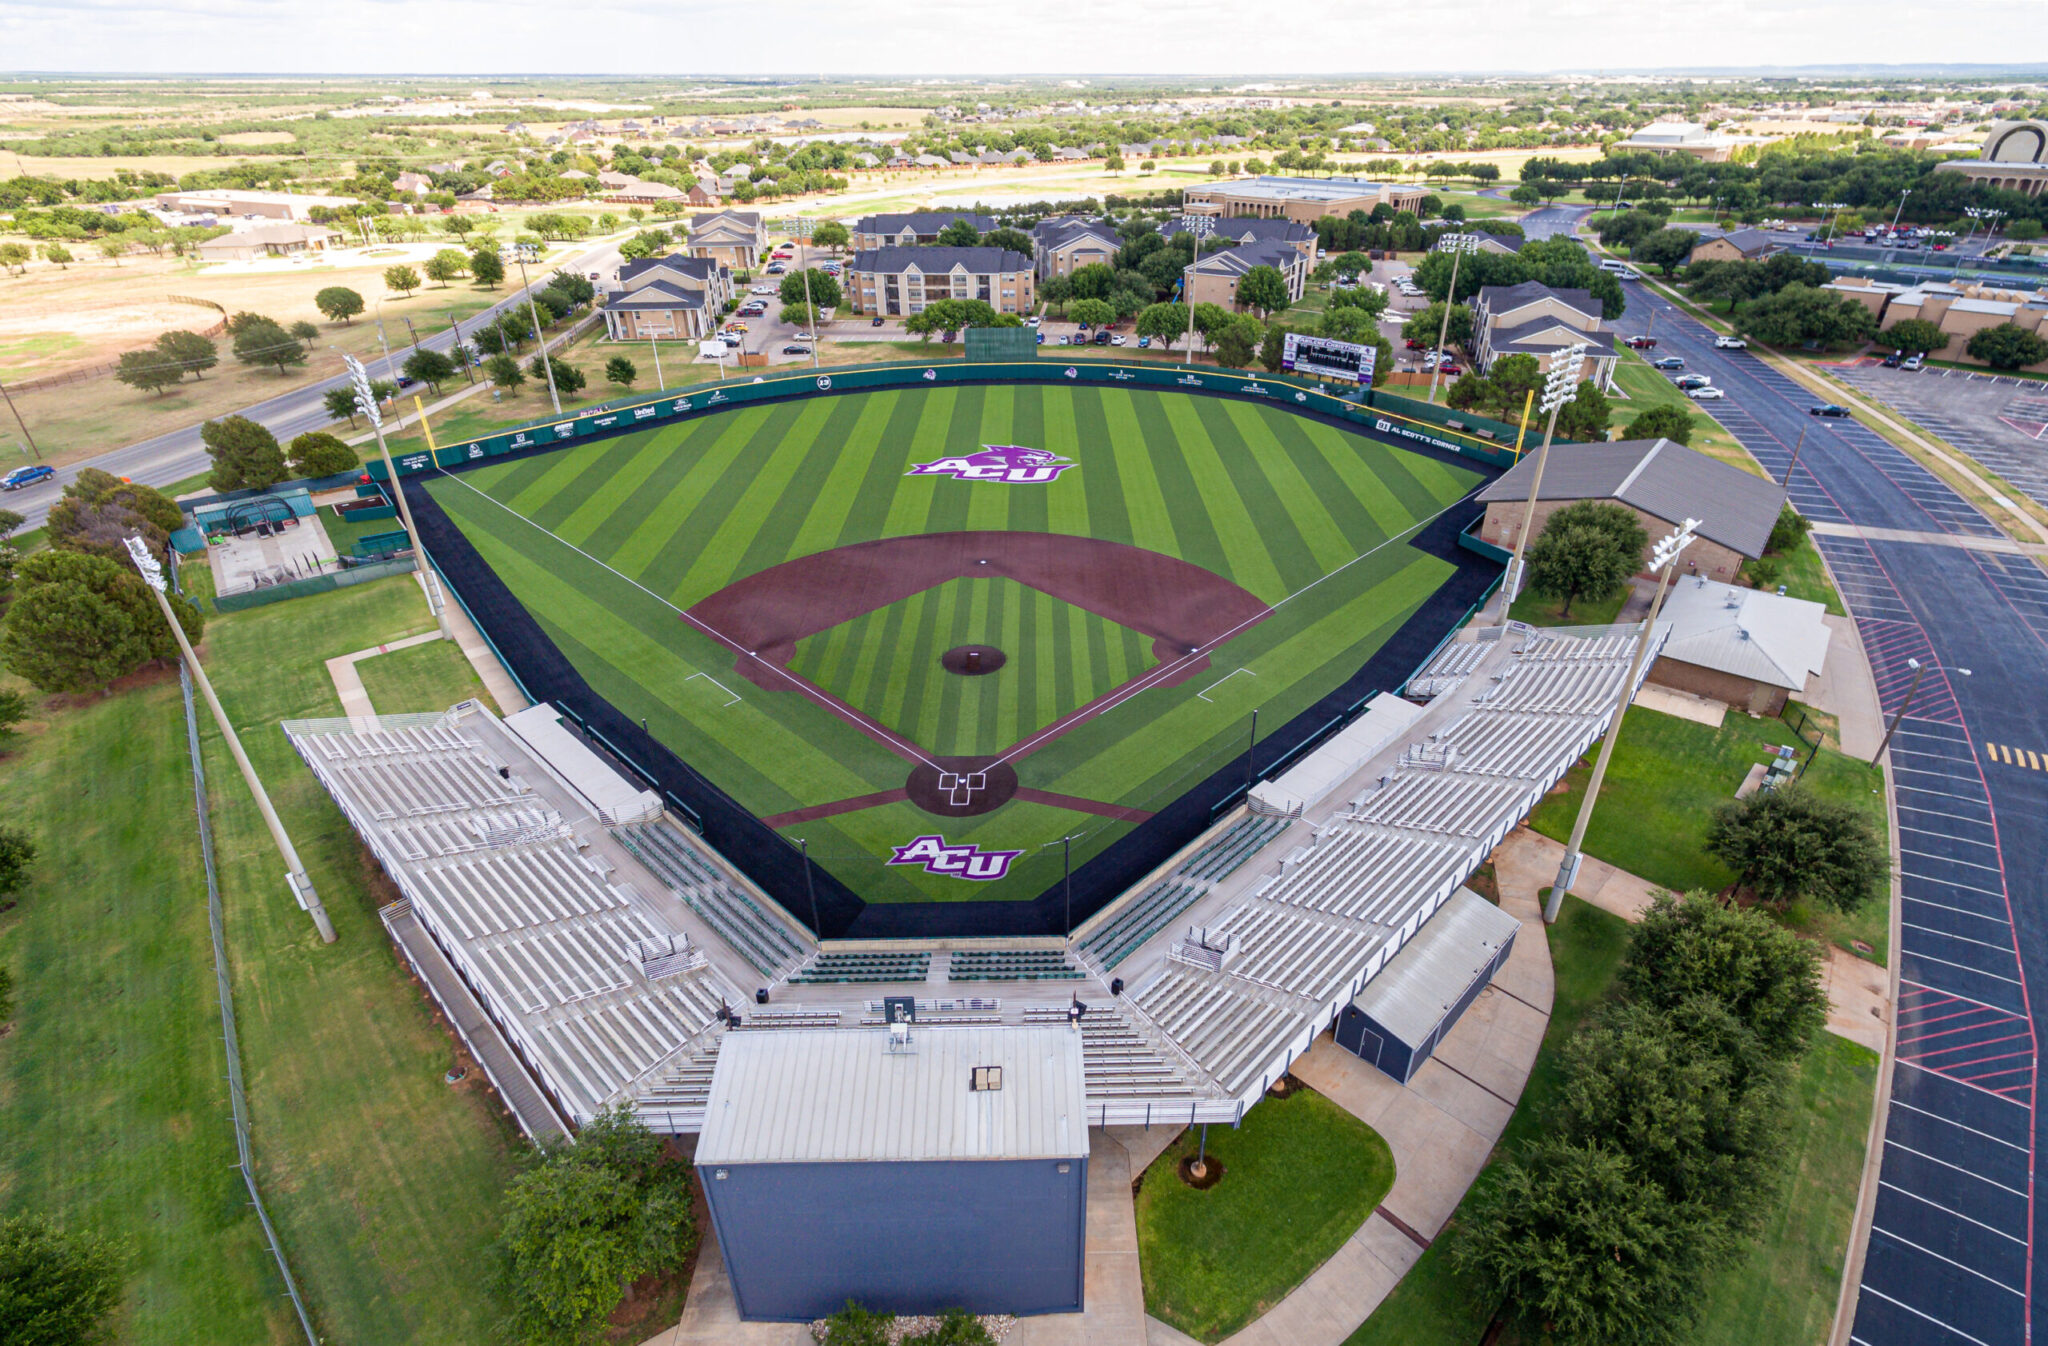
[907,444,1077,485]
[887,835,1023,881]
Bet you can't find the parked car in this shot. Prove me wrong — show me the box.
[1625,335,1658,349]
[1713,335,1748,350]
[765,263,786,274]
[1902,354,1924,371]
[781,344,812,356]
[1137,335,1151,348]
[1110,334,1128,346]
[871,316,885,326]
[1651,355,1685,370]
[720,334,742,348]
[1881,352,1901,367]
[1035,331,1045,344]
[1686,386,1727,400]
[1025,315,1041,327]
[1809,403,1851,418]
[1093,330,1112,345]
[1674,374,1711,390]
[1,464,53,491]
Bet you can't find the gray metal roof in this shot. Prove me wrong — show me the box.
[850,246,1033,275]
[1475,438,1787,559]
[1348,887,1520,1045]
[697,1026,1088,1165]
[1655,575,1832,690]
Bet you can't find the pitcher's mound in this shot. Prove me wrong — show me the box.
[941,645,1007,676]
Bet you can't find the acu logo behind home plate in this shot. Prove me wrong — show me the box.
[887,834,1024,881]
[907,444,1077,484]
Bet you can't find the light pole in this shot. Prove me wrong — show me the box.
[345,355,451,640]
[124,538,336,945]
[1546,517,1700,924]
[1818,202,1848,245]
[650,333,666,391]
[1783,423,1807,487]
[1872,658,1970,765]
[798,244,820,371]
[513,242,562,415]
[446,309,475,385]
[1500,343,1588,607]
[1961,207,2006,269]
[1889,189,1912,236]
[1182,213,1214,366]
[1426,233,1480,405]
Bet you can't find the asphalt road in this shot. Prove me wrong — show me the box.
[1613,278,2048,1346]
[5,235,628,530]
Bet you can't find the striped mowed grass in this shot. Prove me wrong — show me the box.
[426,384,1482,903]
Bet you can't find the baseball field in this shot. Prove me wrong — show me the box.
[423,383,1485,904]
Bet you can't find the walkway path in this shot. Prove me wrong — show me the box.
[1811,519,2048,557]
[322,630,442,723]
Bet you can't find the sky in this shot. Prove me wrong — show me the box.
[2,0,2046,76]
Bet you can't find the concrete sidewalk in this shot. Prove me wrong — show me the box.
[323,630,442,724]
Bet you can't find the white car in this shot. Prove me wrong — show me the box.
[1714,335,1748,349]
[1686,386,1727,400]
[1110,334,1128,346]
[751,284,776,295]
[1025,315,1041,327]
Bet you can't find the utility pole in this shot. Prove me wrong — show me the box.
[513,243,562,415]
[345,355,451,639]
[446,310,475,385]
[1500,343,1587,607]
[1872,659,1969,765]
[1783,423,1807,487]
[1889,189,1912,236]
[1427,233,1479,405]
[0,377,38,460]
[124,538,335,944]
[799,244,820,371]
[1546,518,1699,923]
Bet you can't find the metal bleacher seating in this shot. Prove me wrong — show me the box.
[947,949,1082,982]
[1204,903,1374,1002]
[1253,825,1469,924]
[1078,814,1291,970]
[615,820,808,979]
[1132,966,1303,1098]
[789,950,931,984]
[1348,772,1531,838]
[1021,1003,1199,1099]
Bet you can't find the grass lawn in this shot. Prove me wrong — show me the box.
[1505,582,1629,628]
[1527,704,1890,961]
[1608,351,1762,478]
[1138,1085,1396,1342]
[354,637,496,715]
[195,574,527,1343]
[1745,533,1847,615]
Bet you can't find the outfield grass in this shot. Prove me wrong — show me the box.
[1527,704,1890,960]
[355,637,495,715]
[1346,897,1877,1346]
[1138,1086,1396,1342]
[428,384,1484,903]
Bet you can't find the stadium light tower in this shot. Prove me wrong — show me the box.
[125,537,336,945]
[346,355,451,639]
[1181,213,1215,366]
[1872,658,1969,765]
[1499,343,1587,608]
[1426,233,1481,405]
[513,242,563,415]
[1546,517,1699,924]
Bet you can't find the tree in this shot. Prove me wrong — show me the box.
[156,329,217,381]
[1554,380,1613,442]
[402,347,457,393]
[314,285,365,324]
[1966,322,2048,372]
[1631,228,1698,277]
[423,248,469,287]
[0,690,25,757]
[1401,301,1473,349]
[201,415,289,492]
[1104,154,1125,172]
[531,358,586,396]
[470,247,505,288]
[288,319,320,342]
[779,268,842,309]
[0,1213,123,1346]
[1214,317,1260,369]
[1136,301,1191,347]
[46,468,183,562]
[981,227,1033,257]
[0,825,33,898]
[935,219,981,247]
[604,355,638,388]
[1066,298,1116,329]
[1330,250,1373,279]
[1525,500,1646,617]
[40,243,72,268]
[1327,283,1389,320]
[1317,305,1379,344]
[780,302,824,330]
[810,220,849,253]
[1620,891,1827,1061]
[484,354,525,391]
[324,386,364,427]
[1509,181,1544,207]
[287,431,357,478]
[546,270,596,306]
[496,1106,697,1346]
[114,348,185,397]
[230,318,306,375]
[1627,403,1697,446]
[1881,318,1949,356]
[1738,283,1875,349]
[1235,265,1290,316]
[383,264,422,297]
[1191,302,1234,350]
[1706,785,1889,915]
[1257,323,1287,373]
[0,550,201,694]
[0,243,29,274]
[1765,503,1810,556]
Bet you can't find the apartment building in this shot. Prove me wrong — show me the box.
[686,210,768,270]
[846,246,1035,316]
[850,212,997,250]
[1030,216,1121,281]
[1469,282,1618,391]
[601,254,733,341]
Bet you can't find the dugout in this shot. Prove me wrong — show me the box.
[697,1024,1088,1321]
[1334,887,1520,1084]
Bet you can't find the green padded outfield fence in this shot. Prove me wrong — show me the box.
[366,360,1545,483]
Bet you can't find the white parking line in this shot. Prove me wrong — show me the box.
[1902,921,2025,955]
[1899,848,2007,874]
[1903,896,2013,924]
[1898,948,2023,986]
[1888,1097,2032,1150]
[1869,1225,2026,1295]
[1855,1285,1994,1346]
[1884,1138,2031,1196]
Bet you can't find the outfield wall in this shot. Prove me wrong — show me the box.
[396,372,1517,940]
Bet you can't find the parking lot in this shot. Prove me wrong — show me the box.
[1831,362,2048,513]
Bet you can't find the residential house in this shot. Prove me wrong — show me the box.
[852,212,996,250]
[601,254,733,341]
[606,179,689,208]
[686,180,725,207]
[1469,281,1618,391]
[1472,233,1525,258]
[846,246,1035,317]
[393,172,433,197]
[1687,228,1776,265]
[152,188,355,222]
[1646,576,1834,716]
[1474,438,1787,585]
[195,221,345,263]
[1030,216,1120,281]
[687,210,768,270]
[597,170,637,191]
[1180,175,1429,225]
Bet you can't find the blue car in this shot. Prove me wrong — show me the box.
[1035,331,1044,344]
[1,464,54,491]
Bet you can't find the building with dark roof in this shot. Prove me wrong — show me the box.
[1182,239,1311,311]
[851,212,998,250]
[602,255,732,341]
[1470,281,1617,392]
[687,210,767,270]
[1175,216,1317,265]
[846,246,1035,316]
[1030,216,1120,281]
[1687,227,1776,265]
[1474,438,1788,584]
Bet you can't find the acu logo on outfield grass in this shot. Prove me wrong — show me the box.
[887,835,1024,881]
[907,444,1077,485]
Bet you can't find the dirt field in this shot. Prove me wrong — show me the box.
[0,150,281,181]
